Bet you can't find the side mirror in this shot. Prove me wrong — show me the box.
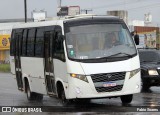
[134,34,139,45]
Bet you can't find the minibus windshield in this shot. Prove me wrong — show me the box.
[65,24,137,61]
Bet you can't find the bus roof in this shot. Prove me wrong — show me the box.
[12,15,121,29]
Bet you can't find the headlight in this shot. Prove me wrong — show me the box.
[129,68,140,79]
[70,74,88,83]
[148,70,158,75]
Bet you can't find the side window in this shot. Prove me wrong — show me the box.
[18,31,23,56]
[27,28,36,56]
[53,26,65,61]
[15,33,19,56]
[35,28,44,57]
[10,30,16,56]
[22,29,28,56]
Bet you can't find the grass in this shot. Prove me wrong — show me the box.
[0,64,10,72]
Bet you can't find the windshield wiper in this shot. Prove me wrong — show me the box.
[140,60,155,63]
[71,52,134,63]
[107,52,133,58]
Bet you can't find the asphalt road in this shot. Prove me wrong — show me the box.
[0,73,160,115]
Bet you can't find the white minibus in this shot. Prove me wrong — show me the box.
[10,15,141,104]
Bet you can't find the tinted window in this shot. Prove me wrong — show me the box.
[18,32,23,56]
[15,33,19,56]
[10,30,16,56]
[27,28,36,56]
[22,29,28,56]
[35,28,44,57]
[53,26,65,61]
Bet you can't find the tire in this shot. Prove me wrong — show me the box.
[26,82,36,101]
[76,99,91,104]
[61,88,69,105]
[120,94,133,104]
[36,93,43,101]
[142,84,150,91]
[26,81,43,101]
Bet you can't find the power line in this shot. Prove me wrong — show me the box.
[84,0,159,11]
[127,3,160,11]
[84,0,140,10]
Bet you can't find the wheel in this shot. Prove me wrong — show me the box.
[26,81,43,101]
[26,82,36,100]
[142,83,150,91]
[75,99,91,104]
[120,94,133,104]
[61,88,69,105]
[36,93,43,101]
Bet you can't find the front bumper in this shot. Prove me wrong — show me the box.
[66,72,141,99]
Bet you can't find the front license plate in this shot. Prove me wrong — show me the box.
[103,82,117,87]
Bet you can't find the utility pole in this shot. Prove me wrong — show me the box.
[24,0,27,23]
[57,0,61,8]
[81,9,92,14]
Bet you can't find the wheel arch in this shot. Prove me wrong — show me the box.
[56,80,64,98]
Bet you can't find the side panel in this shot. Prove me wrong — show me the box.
[21,57,47,94]
[54,59,67,82]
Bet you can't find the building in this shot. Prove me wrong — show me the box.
[107,10,128,24]
[0,26,12,63]
[128,20,145,27]
[0,19,32,63]
[129,25,160,49]
[134,26,160,49]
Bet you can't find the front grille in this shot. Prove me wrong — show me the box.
[91,72,126,82]
[91,72,126,92]
[96,85,123,92]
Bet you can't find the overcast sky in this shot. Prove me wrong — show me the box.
[0,0,160,25]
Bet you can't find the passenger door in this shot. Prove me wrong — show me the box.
[44,31,56,95]
[14,31,23,90]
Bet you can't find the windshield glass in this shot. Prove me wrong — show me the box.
[139,51,160,62]
[65,24,137,60]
